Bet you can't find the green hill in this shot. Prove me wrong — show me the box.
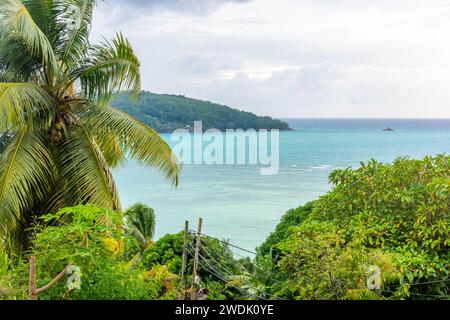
[111,91,290,133]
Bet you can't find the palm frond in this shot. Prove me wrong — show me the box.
[0,0,58,73]
[56,120,122,211]
[35,178,70,216]
[0,70,21,83]
[60,0,95,68]
[81,107,181,186]
[124,203,155,247]
[129,228,146,246]
[94,130,126,168]
[0,32,43,82]
[0,130,56,234]
[69,32,141,106]
[20,0,52,37]
[0,83,55,131]
[20,0,66,50]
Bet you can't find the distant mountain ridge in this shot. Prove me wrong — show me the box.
[111,91,291,133]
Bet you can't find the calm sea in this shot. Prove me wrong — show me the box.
[113,119,450,251]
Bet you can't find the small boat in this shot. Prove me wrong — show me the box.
[382,127,395,131]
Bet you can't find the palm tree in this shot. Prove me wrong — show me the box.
[0,0,181,250]
[124,203,156,251]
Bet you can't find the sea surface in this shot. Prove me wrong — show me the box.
[113,119,450,252]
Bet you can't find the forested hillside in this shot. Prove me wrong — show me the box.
[112,91,290,132]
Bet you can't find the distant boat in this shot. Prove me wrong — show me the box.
[382,127,395,131]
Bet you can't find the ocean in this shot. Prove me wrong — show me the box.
[113,119,450,252]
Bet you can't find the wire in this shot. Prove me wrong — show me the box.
[187,244,277,300]
[381,289,450,299]
[189,230,258,255]
[186,229,450,300]
[190,229,282,288]
[198,247,276,296]
[198,253,269,300]
[224,244,280,281]
[199,238,284,289]
[382,278,450,299]
[195,242,284,300]
[394,279,450,287]
[187,245,268,300]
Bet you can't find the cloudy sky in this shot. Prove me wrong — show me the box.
[91,0,450,118]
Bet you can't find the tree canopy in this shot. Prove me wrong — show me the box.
[112,91,291,132]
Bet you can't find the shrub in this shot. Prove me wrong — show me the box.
[258,201,315,257]
[262,155,450,299]
[27,204,174,300]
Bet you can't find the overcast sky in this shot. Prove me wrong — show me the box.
[91,0,450,118]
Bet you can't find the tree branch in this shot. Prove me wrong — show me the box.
[35,267,69,295]
[28,255,69,300]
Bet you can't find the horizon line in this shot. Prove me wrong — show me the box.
[277,117,450,120]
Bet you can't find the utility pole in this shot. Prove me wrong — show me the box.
[181,220,189,300]
[190,217,203,300]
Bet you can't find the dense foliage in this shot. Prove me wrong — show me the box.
[258,201,315,257]
[1,204,178,300]
[0,0,181,252]
[257,155,450,300]
[112,91,291,132]
[0,205,251,300]
[1,155,448,300]
[142,232,250,300]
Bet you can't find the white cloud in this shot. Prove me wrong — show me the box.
[91,0,450,118]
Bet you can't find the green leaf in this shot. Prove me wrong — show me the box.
[0,82,55,131]
[56,122,122,211]
[0,0,58,72]
[80,106,181,186]
[0,130,55,233]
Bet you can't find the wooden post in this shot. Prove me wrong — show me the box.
[28,255,37,300]
[190,217,203,300]
[181,220,189,300]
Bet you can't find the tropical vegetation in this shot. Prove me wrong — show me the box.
[0,0,448,302]
[256,155,450,300]
[1,155,448,300]
[124,203,156,251]
[112,91,291,132]
[0,0,181,251]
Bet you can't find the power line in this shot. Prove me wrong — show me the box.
[186,245,269,300]
[188,243,282,300]
[197,252,269,300]
[189,230,258,256]
[382,289,450,299]
[195,242,284,300]
[189,229,283,289]
[186,227,450,300]
[199,237,283,288]
[188,230,284,290]
[391,279,450,287]
[383,278,450,299]
[188,243,269,299]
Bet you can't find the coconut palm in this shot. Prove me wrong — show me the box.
[124,203,156,251]
[0,0,181,249]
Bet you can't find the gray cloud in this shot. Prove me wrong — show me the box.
[92,0,450,118]
[105,0,251,15]
[177,52,240,74]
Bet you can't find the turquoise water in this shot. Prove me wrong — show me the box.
[113,119,450,251]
